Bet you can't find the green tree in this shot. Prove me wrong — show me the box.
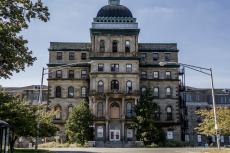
[0,93,58,152]
[0,0,49,78]
[196,107,230,136]
[132,90,165,146]
[65,100,94,146]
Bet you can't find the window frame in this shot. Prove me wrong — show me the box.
[81,70,87,79]
[99,40,105,52]
[153,87,159,98]
[56,70,62,79]
[111,64,119,72]
[165,53,171,62]
[98,64,104,72]
[69,52,75,60]
[81,87,87,97]
[97,102,104,117]
[126,64,132,73]
[68,70,75,79]
[141,71,147,79]
[112,40,118,52]
[125,40,131,53]
[81,53,87,60]
[56,52,62,60]
[166,106,173,121]
[166,71,171,79]
[111,80,119,91]
[153,52,159,61]
[55,86,62,98]
[153,71,159,79]
[68,86,74,98]
[126,81,133,93]
[140,53,146,62]
[98,81,104,93]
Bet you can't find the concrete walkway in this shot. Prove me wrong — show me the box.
[48,148,208,153]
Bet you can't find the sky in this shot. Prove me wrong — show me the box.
[1,0,230,88]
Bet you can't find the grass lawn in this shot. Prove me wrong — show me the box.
[14,149,51,153]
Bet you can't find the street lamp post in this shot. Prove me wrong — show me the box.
[35,61,93,151]
[159,62,220,149]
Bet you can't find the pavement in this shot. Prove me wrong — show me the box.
[48,148,209,153]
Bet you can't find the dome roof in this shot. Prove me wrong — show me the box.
[97,5,133,18]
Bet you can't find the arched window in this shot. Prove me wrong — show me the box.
[153,87,159,98]
[54,105,62,120]
[97,102,103,117]
[166,87,172,97]
[55,86,62,98]
[100,40,105,52]
[126,102,133,118]
[112,40,118,52]
[154,105,161,121]
[126,81,132,93]
[68,86,74,98]
[111,80,119,91]
[166,106,173,121]
[98,81,104,93]
[110,102,120,119]
[81,87,87,97]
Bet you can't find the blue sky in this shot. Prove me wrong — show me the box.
[1,0,230,88]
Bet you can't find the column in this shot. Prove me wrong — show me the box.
[135,97,138,105]
[122,122,125,142]
[106,121,109,142]
[105,96,109,119]
[122,98,125,119]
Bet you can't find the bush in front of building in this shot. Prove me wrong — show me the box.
[164,140,191,147]
[65,100,94,146]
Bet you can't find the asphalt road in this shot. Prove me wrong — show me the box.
[49,148,208,153]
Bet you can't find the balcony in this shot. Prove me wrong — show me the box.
[90,90,140,96]
[90,52,138,58]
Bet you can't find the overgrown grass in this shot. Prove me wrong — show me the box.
[14,149,51,153]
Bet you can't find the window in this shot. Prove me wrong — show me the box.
[197,135,202,143]
[69,70,74,79]
[125,40,130,53]
[126,81,132,93]
[166,106,173,121]
[97,102,103,117]
[57,52,62,60]
[69,52,75,60]
[68,86,74,98]
[98,64,104,72]
[185,135,190,142]
[54,105,62,120]
[81,70,87,78]
[166,87,172,97]
[100,40,105,52]
[127,129,133,138]
[111,64,119,72]
[81,53,87,60]
[55,86,62,98]
[81,87,87,97]
[154,106,161,121]
[110,102,120,119]
[111,80,119,91]
[141,71,147,79]
[165,53,171,61]
[112,40,118,52]
[167,130,174,140]
[126,64,132,72]
[221,136,224,143]
[98,81,104,93]
[153,53,159,61]
[126,102,133,118]
[56,70,62,78]
[153,87,159,98]
[153,72,159,79]
[68,106,73,117]
[97,126,104,138]
[140,53,146,61]
[141,87,147,94]
[166,71,171,79]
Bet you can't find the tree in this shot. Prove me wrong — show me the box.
[132,90,165,146]
[65,100,94,146]
[195,107,230,136]
[0,0,49,78]
[0,92,58,152]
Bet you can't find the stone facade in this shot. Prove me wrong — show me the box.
[48,0,182,146]
[185,87,230,146]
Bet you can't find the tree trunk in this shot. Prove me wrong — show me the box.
[10,136,18,153]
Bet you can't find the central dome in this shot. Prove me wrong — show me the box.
[97,5,133,18]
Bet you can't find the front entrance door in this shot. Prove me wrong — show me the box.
[110,130,120,141]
